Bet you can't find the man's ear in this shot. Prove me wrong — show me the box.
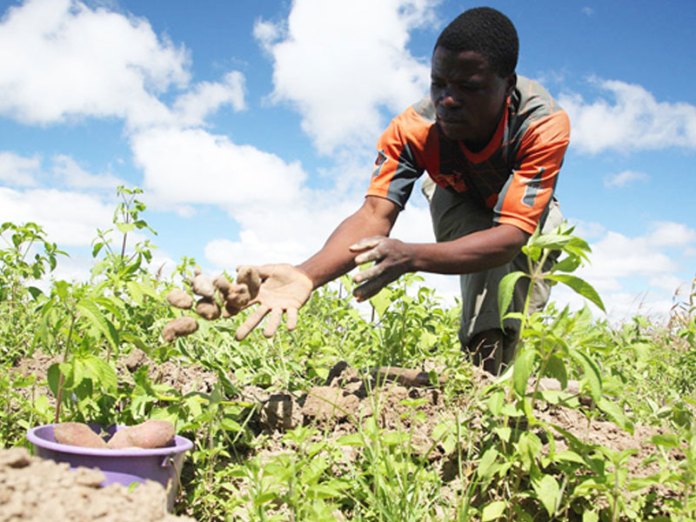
[505,73,517,97]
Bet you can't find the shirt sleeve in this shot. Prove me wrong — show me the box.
[494,109,570,234]
[365,106,430,209]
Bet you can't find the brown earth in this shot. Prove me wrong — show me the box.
[10,349,219,399]
[0,447,193,522]
[250,362,673,482]
[7,353,680,519]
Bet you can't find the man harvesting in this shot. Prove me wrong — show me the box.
[235,7,569,374]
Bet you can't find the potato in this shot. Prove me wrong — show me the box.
[190,271,215,298]
[236,266,261,299]
[54,422,107,448]
[224,300,241,317]
[195,297,221,320]
[166,288,193,309]
[225,283,251,309]
[213,274,232,297]
[106,428,137,449]
[162,316,199,342]
[107,420,175,449]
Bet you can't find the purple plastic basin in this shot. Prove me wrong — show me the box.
[27,424,193,510]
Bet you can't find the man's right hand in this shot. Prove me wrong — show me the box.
[234,264,314,341]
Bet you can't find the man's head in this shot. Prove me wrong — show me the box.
[430,7,518,148]
[435,7,519,78]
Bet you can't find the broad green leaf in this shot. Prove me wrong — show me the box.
[77,299,119,349]
[545,274,605,312]
[47,363,62,397]
[529,232,573,250]
[544,355,568,388]
[651,434,680,449]
[552,255,581,273]
[513,347,536,397]
[569,350,602,401]
[582,511,599,522]
[336,433,364,447]
[498,271,527,326]
[221,417,242,432]
[533,474,560,516]
[369,287,393,319]
[597,398,634,434]
[487,390,505,416]
[120,332,150,353]
[552,450,585,465]
[116,223,135,234]
[477,447,499,479]
[493,426,511,443]
[481,500,506,521]
[80,355,118,393]
[27,286,43,300]
[127,281,144,305]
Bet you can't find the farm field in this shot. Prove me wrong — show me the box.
[1,191,695,521]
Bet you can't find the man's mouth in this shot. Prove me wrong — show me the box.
[437,115,468,126]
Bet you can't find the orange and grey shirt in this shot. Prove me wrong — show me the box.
[366,76,570,235]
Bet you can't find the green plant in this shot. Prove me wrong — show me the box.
[0,221,66,362]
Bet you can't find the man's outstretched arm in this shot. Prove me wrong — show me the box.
[298,196,401,288]
[234,196,400,340]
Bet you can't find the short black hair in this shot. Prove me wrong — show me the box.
[435,7,519,77]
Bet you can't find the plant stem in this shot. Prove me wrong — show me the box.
[53,313,76,424]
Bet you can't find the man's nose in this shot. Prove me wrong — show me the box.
[438,88,459,107]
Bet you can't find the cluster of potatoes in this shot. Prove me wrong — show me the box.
[162,266,261,342]
[54,420,175,450]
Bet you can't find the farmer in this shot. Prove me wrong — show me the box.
[235,7,569,374]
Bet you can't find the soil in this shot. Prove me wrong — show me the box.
[0,447,193,522]
[10,349,219,398]
[251,362,672,482]
[7,353,680,519]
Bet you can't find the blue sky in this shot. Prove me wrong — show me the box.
[1,0,694,323]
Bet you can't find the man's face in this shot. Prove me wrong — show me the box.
[430,46,515,148]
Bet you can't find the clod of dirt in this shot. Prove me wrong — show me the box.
[54,423,107,449]
[236,266,261,299]
[0,448,193,521]
[373,366,446,387]
[190,270,215,298]
[123,349,148,372]
[301,386,361,423]
[260,394,302,431]
[165,289,193,310]
[162,317,199,343]
[194,297,221,321]
[107,420,176,450]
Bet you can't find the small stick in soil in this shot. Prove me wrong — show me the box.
[373,367,447,387]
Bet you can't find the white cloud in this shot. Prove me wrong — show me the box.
[603,170,649,188]
[560,79,696,154]
[131,126,308,210]
[646,221,696,247]
[0,151,40,186]
[51,154,125,190]
[255,0,437,154]
[0,0,190,128]
[551,220,696,322]
[172,71,246,127]
[0,186,113,246]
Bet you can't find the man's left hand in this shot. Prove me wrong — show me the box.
[349,236,414,301]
